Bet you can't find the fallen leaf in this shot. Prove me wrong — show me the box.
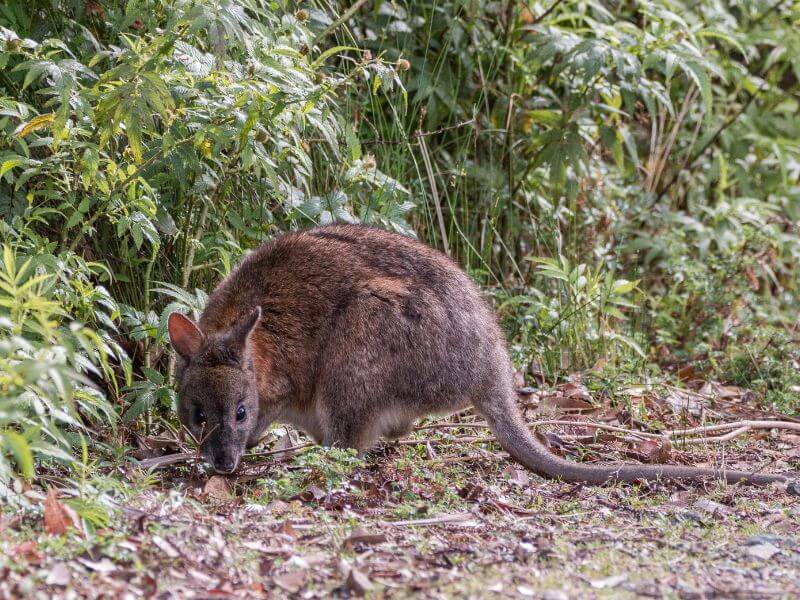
[274,570,307,593]
[503,466,530,487]
[665,390,703,417]
[77,558,116,573]
[272,433,297,460]
[11,540,42,565]
[46,562,71,586]
[343,528,388,550]
[591,574,628,589]
[676,365,697,381]
[204,475,233,501]
[540,389,596,413]
[746,543,780,560]
[458,482,483,500]
[693,499,729,517]
[291,485,326,503]
[629,438,672,463]
[152,535,180,558]
[277,520,296,537]
[44,488,78,536]
[345,567,373,595]
[516,585,535,596]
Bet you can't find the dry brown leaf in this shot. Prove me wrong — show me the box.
[291,485,326,502]
[45,562,71,586]
[676,365,697,381]
[274,570,307,593]
[630,438,672,464]
[539,392,596,414]
[152,535,180,558]
[277,520,296,537]
[11,540,42,565]
[343,528,388,550]
[345,567,373,595]
[502,466,530,487]
[203,475,233,501]
[44,488,78,536]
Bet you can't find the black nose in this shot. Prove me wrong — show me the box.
[214,458,236,474]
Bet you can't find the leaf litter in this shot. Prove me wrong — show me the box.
[1,380,799,597]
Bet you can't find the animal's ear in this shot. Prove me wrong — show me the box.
[168,312,204,360]
[227,306,262,351]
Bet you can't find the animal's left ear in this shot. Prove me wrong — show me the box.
[168,312,204,360]
[226,306,262,351]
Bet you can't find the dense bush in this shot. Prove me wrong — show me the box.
[0,0,407,481]
[342,0,800,379]
[1,0,799,484]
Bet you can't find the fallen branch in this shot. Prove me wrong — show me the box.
[136,452,199,469]
[665,420,800,437]
[134,418,799,471]
[382,512,478,527]
[415,417,800,443]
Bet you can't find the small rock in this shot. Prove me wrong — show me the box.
[516,585,535,597]
[345,567,373,596]
[744,535,783,546]
[591,574,627,589]
[515,541,536,562]
[746,543,780,560]
[542,590,568,600]
[274,570,307,594]
[45,563,70,586]
[693,499,729,516]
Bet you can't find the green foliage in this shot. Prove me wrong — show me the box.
[2,0,800,487]
[0,245,119,488]
[500,256,643,374]
[0,0,406,483]
[342,0,800,388]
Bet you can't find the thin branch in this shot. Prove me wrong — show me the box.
[312,0,371,45]
[528,0,566,26]
[382,512,478,527]
[654,84,765,204]
[418,133,450,254]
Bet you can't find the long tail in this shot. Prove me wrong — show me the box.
[476,393,790,486]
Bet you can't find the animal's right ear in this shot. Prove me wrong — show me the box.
[167,312,204,360]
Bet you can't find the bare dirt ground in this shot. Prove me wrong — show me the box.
[2,380,799,599]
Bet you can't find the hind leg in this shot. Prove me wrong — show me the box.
[385,421,414,440]
[314,293,414,451]
[319,408,378,451]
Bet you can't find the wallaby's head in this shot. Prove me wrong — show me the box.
[167,307,262,474]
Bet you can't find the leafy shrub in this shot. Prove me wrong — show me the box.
[3,0,800,488]
[0,246,118,488]
[0,0,407,481]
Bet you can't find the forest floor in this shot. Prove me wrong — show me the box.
[1,379,799,599]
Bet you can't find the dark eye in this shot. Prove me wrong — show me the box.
[194,407,206,424]
[236,405,246,422]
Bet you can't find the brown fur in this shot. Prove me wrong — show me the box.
[168,225,793,487]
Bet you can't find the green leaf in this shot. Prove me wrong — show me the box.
[0,158,22,179]
[3,430,34,480]
[15,113,54,138]
[312,45,359,68]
